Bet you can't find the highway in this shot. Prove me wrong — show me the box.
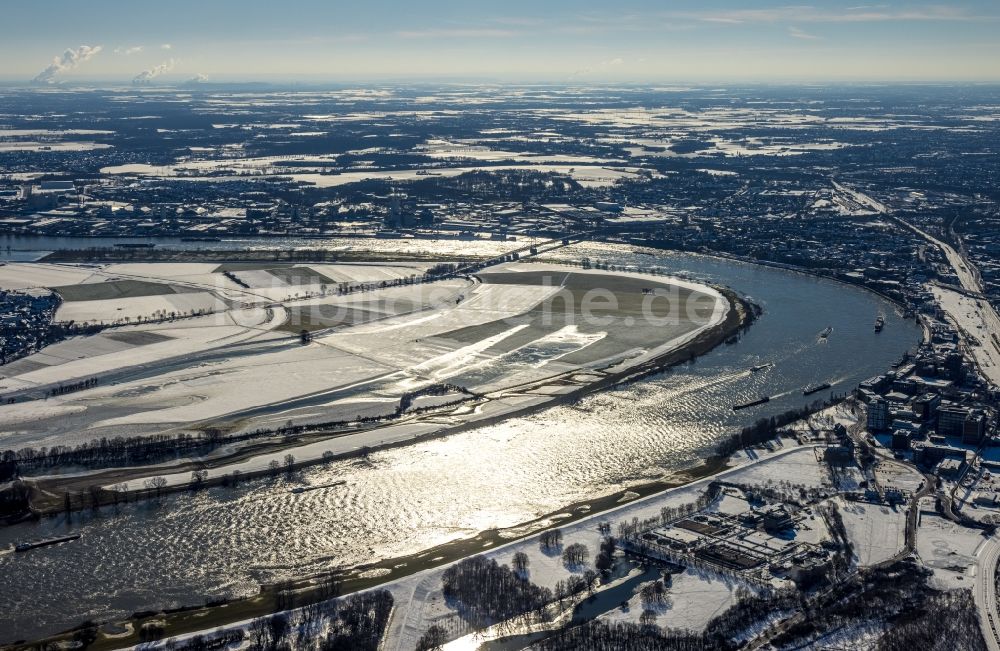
[975,535,1000,651]
[886,209,1000,387]
[835,181,1000,388]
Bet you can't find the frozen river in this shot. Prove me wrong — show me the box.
[0,242,921,643]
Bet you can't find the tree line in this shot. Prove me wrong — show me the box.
[396,383,476,415]
[3,381,476,476]
[4,430,239,474]
[713,396,846,458]
[532,620,725,651]
[441,556,553,633]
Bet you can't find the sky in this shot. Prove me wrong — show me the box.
[3,0,999,84]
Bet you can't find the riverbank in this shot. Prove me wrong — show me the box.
[0,282,748,648]
[0,243,922,647]
[614,239,915,315]
[39,246,482,265]
[3,445,735,651]
[10,283,749,519]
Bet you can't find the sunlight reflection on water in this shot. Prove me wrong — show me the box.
[0,243,922,641]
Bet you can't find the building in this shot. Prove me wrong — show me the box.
[913,393,941,422]
[860,375,892,395]
[938,406,970,438]
[38,180,76,192]
[963,411,988,445]
[938,457,966,480]
[867,399,890,431]
[761,505,794,533]
[891,430,912,450]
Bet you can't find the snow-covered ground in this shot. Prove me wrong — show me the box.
[600,567,736,632]
[932,285,1000,387]
[723,444,831,490]
[874,460,925,494]
[0,261,101,289]
[836,497,906,566]
[55,290,231,323]
[917,508,986,589]
[1,261,728,456]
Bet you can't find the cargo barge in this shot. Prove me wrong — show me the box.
[290,480,346,495]
[803,382,832,396]
[733,396,770,411]
[14,534,81,553]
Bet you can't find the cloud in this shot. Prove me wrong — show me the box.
[571,56,627,78]
[33,45,102,83]
[133,58,176,84]
[678,4,976,25]
[185,73,208,84]
[161,43,173,50]
[395,28,516,39]
[114,45,145,56]
[788,25,822,40]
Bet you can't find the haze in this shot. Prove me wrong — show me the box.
[2,0,999,84]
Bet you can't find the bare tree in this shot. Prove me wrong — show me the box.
[247,616,270,651]
[540,528,563,552]
[190,469,208,488]
[512,551,530,575]
[415,624,448,651]
[145,475,168,498]
[562,542,589,568]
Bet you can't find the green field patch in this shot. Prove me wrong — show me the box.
[103,331,174,346]
[266,266,338,286]
[212,262,294,272]
[278,305,384,333]
[51,280,195,302]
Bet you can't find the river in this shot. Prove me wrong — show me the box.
[0,241,921,643]
[0,233,535,262]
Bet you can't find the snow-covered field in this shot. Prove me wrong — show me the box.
[101,160,657,189]
[917,509,986,589]
[724,444,831,490]
[0,261,100,289]
[874,460,925,494]
[932,285,1000,387]
[600,568,736,631]
[55,290,231,323]
[0,261,728,454]
[836,497,906,566]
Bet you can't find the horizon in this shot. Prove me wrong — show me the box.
[3,0,999,84]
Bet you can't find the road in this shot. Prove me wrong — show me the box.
[744,409,934,650]
[886,207,1000,387]
[834,181,1000,388]
[975,535,1000,651]
[931,286,1000,387]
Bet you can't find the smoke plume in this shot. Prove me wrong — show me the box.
[33,45,103,83]
[133,59,176,84]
